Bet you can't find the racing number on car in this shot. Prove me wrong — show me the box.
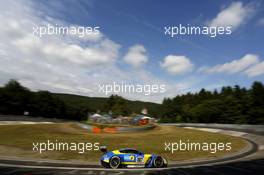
[129,155,134,161]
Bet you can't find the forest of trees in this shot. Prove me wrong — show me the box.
[0,80,159,120]
[0,80,88,120]
[0,79,264,124]
[160,81,264,124]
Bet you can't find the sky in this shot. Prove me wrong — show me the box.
[0,0,264,103]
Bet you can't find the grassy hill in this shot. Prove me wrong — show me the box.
[52,93,162,117]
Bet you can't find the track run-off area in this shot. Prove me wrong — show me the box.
[0,121,263,175]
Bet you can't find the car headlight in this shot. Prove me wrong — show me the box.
[103,158,109,161]
[103,155,109,161]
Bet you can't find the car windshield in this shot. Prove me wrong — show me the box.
[120,149,142,154]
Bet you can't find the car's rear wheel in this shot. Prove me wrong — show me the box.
[153,156,164,168]
[109,156,121,169]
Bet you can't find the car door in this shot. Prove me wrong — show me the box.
[135,153,144,164]
[123,153,136,163]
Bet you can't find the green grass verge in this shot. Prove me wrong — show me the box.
[0,123,247,162]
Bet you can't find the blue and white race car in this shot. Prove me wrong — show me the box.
[100,147,168,168]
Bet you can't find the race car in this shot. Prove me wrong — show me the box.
[100,147,168,169]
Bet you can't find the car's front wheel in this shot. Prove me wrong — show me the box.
[153,156,164,168]
[109,156,121,169]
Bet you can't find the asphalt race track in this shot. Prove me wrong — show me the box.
[1,158,264,175]
[0,122,264,175]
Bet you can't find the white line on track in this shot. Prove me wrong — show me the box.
[0,163,168,171]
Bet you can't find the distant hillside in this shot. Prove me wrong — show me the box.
[52,93,161,116]
[0,80,162,120]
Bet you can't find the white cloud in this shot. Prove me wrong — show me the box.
[244,61,264,77]
[161,55,194,75]
[13,35,120,66]
[0,1,121,68]
[123,44,148,67]
[201,54,260,74]
[208,2,255,30]
[0,0,194,103]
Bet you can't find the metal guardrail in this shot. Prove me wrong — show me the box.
[162,123,264,135]
[0,115,68,122]
[77,122,156,132]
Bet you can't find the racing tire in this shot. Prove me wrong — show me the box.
[109,156,121,169]
[153,156,164,168]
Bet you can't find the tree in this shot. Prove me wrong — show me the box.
[160,81,264,124]
[190,99,224,123]
[247,82,264,124]
[105,95,130,116]
[0,79,32,115]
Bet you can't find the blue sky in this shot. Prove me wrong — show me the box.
[0,0,264,102]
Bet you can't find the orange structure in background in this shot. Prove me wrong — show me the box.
[92,127,101,133]
[92,126,118,133]
[103,127,117,133]
[139,118,149,125]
